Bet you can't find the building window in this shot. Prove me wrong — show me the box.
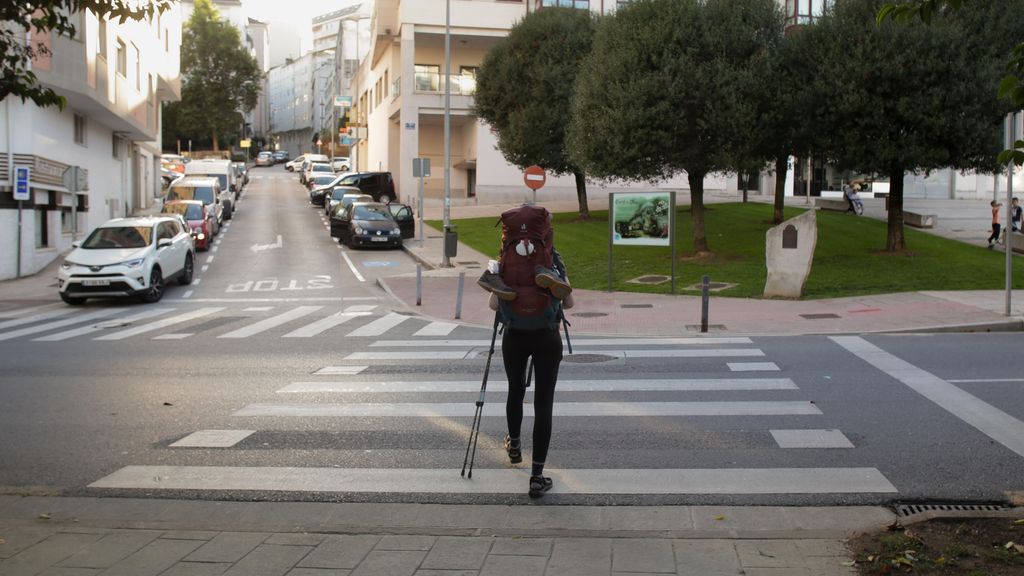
[112,132,120,158]
[115,38,126,77]
[542,0,590,7]
[415,64,440,92]
[148,73,153,102]
[133,43,140,91]
[74,114,87,145]
[35,208,49,248]
[460,66,478,95]
[61,209,74,234]
[97,18,107,58]
[384,69,389,98]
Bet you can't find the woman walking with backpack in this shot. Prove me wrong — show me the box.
[478,205,573,497]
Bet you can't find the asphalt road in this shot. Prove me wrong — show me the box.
[0,167,1022,506]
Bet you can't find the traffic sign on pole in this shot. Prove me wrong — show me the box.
[13,166,30,201]
[524,165,546,190]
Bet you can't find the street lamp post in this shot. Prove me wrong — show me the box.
[442,0,452,267]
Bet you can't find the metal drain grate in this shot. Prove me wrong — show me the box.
[685,324,727,331]
[572,312,608,318]
[896,503,1011,517]
[621,304,654,309]
[800,313,841,320]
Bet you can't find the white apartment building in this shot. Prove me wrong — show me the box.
[247,17,271,143]
[350,0,1010,207]
[268,54,315,155]
[0,6,182,280]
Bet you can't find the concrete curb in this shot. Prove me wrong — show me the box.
[882,318,1024,334]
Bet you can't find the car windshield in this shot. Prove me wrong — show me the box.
[342,195,372,207]
[162,203,204,220]
[167,185,215,205]
[191,173,227,190]
[354,205,393,221]
[314,176,336,186]
[312,164,332,173]
[82,226,153,249]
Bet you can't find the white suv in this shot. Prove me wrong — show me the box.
[57,216,195,305]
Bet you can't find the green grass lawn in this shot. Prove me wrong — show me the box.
[430,202,1024,299]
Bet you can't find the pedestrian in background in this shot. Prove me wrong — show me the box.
[842,182,856,214]
[1012,197,1021,233]
[988,200,1002,248]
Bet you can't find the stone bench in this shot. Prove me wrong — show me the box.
[815,198,850,212]
[1009,231,1024,254]
[904,211,937,228]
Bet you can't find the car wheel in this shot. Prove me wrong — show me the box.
[142,267,164,303]
[223,202,233,221]
[60,292,86,305]
[179,253,194,286]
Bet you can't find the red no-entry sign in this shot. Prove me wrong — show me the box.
[524,165,546,190]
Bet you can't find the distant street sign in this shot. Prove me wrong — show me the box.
[341,136,353,146]
[240,139,252,148]
[334,95,353,107]
[13,166,30,201]
[413,157,431,178]
[61,165,87,192]
[524,165,546,190]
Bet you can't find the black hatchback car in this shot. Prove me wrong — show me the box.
[331,172,396,203]
[331,202,403,248]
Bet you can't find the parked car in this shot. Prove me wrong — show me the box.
[331,157,350,172]
[57,216,195,304]
[285,154,307,172]
[160,166,182,188]
[308,176,345,205]
[273,151,289,164]
[233,162,249,188]
[184,159,236,219]
[387,202,416,239]
[303,162,334,188]
[324,188,368,217]
[161,200,214,251]
[255,151,273,167]
[330,172,397,203]
[164,176,224,234]
[330,201,403,248]
[289,153,328,174]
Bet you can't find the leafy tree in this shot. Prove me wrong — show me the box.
[165,0,261,152]
[804,0,1017,251]
[1,1,171,109]
[474,7,597,218]
[568,0,783,252]
[878,0,1024,167]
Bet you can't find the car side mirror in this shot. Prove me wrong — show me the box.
[230,184,237,192]
[158,238,172,249]
[72,241,81,248]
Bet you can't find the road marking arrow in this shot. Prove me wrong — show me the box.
[250,235,283,253]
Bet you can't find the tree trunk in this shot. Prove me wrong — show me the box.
[688,171,709,253]
[574,171,590,219]
[211,127,219,153]
[886,167,906,251]
[773,155,788,224]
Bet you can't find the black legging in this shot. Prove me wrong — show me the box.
[502,326,563,468]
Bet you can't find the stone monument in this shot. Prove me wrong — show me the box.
[764,210,817,298]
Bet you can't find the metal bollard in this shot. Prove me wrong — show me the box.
[701,275,710,333]
[416,265,422,306]
[455,271,465,319]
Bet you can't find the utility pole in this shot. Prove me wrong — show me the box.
[442,0,452,267]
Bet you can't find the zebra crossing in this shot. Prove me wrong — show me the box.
[87,333,899,499]
[0,302,471,343]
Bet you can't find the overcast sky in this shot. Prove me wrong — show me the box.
[242,0,362,67]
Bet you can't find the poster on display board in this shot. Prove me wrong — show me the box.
[610,191,673,246]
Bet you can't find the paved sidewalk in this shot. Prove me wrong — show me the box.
[1,496,896,575]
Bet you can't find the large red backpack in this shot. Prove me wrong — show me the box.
[497,205,563,330]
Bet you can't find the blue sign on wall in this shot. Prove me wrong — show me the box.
[13,166,30,201]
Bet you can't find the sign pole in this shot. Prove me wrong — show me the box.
[670,191,677,295]
[16,200,22,279]
[418,174,425,243]
[608,193,614,292]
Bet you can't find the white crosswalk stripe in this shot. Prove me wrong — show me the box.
[0,308,126,342]
[232,401,822,418]
[276,378,800,394]
[34,308,175,341]
[95,307,225,340]
[282,311,371,338]
[0,303,63,319]
[345,312,411,337]
[0,308,76,331]
[218,306,323,338]
[89,466,897,495]
[413,321,458,337]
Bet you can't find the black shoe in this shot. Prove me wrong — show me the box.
[478,271,516,301]
[534,266,572,299]
[529,475,553,498]
[503,436,522,464]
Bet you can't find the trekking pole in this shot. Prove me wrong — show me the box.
[525,358,533,388]
[461,315,501,478]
